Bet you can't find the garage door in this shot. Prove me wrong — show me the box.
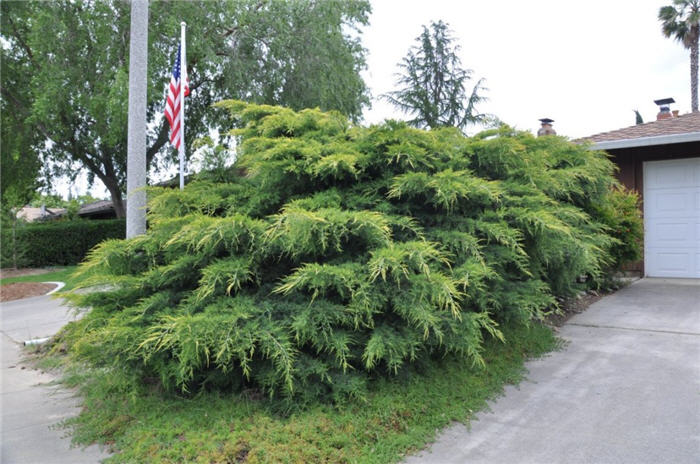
[644,158,700,278]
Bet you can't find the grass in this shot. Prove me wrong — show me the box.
[0,266,80,291]
[41,322,559,463]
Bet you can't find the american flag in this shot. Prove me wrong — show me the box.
[164,44,190,150]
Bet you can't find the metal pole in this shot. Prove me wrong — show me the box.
[179,21,186,191]
[126,0,148,237]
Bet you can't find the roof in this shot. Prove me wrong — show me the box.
[78,200,116,216]
[16,207,66,222]
[582,112,700,150]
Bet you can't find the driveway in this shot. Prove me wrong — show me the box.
[1,294,109,463]
[405,278,700,464]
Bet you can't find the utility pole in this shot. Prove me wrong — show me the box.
[126,0,148,238]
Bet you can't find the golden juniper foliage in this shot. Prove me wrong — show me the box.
[63,101,639,402]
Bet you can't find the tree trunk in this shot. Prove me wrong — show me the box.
[105,179,126,219]
[692,36,699,113]
[12,214,18,269]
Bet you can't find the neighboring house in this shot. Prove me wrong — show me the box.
[16,206,66,222]
[77,200,122,220]
[16,200,124,222]
[581,100,700,278]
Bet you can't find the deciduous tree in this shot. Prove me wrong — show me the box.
[0,0,371,217]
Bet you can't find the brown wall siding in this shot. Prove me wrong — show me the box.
[614,155,636,190]
[606,141,700,275]
[608,141,700,194]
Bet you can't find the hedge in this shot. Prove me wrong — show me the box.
[1,219,125,267]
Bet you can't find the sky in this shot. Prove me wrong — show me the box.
[58,0,689,199]
[362,0,688,138]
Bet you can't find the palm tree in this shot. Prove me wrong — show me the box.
[659,0,700,112]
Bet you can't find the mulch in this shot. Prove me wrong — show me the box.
[0,268,52,279]
[546,290,608,327]
[0,282,58,302]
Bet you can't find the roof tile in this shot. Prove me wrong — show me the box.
[582,112,700,142]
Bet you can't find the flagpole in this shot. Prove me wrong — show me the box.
[179,21,186,191]
[126,0,148,237]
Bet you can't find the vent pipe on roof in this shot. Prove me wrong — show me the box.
[654,98,676,120]
[537,118,556,136]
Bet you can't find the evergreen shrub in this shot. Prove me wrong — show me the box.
[63,101,640,403]
[1,219,125,267]
[593,186,643,269]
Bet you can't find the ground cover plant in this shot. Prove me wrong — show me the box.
[47,322,556,463]
[62,101,640,407]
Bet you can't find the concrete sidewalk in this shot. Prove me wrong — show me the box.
[405,278,700,464]
[1,294,109,463]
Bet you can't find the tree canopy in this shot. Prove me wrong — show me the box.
[0,0,371,217]
[659,0,700,112]
[0,1,42,218]
[383,20,488,131]
[63,101,641,406]
[0,115,42,218]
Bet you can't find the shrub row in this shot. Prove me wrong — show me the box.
[1,219,125,267]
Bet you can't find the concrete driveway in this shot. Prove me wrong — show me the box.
[1,294,109,463]
[405,278,700,464]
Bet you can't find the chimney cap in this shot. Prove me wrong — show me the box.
[654,98,675,106]
[539,118,554,124]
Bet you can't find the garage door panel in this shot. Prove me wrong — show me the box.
[647,163,695,188]
[651,192,688,214]
[649,221,693,243]
[646,249,696,277]
[647,249,692,273]
[644,158,700,278]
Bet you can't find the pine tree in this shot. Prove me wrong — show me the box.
[383,20,488,131]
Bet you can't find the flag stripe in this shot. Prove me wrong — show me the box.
[165,43,190,151]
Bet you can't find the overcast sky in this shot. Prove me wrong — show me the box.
[59,0,689,199]
[362,0,688,138]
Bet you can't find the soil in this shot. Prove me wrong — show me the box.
[0,268,53,279]
[546,290,609,327]
[0,282,58,302]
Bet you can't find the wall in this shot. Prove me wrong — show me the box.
[607,140,700,274]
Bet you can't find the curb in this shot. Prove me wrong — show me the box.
[44,281,66,295]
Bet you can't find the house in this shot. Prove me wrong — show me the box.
[16,200,125,222]
[16,206,66,222]
[581,99,700,278]
[77,200,122,220]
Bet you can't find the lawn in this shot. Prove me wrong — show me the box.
[42,322,558,463]
[0,266,80,291]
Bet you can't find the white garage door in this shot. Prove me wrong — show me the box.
[644,158,700,278]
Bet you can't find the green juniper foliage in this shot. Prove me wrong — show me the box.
[63,101,638,403]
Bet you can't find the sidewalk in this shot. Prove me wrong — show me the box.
[1,294,110,463]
